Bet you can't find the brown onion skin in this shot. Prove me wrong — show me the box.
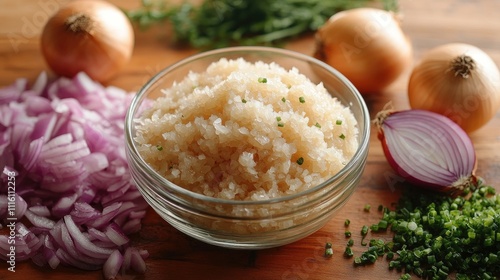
[41,0,134,83]
[314,8,413,94]
[408,43,500,133]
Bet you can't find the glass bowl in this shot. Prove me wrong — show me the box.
[125,46,370,249]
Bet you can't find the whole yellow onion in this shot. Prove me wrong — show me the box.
[314,8,413,94]
[408,43,500,133]
[41,0,134,83]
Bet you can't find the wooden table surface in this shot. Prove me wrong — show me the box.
[1,0,500,279]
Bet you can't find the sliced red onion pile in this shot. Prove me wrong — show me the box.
[375,109,477,194]
[0,72,149,278]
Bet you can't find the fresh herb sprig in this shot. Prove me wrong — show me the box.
[126,0,398,49]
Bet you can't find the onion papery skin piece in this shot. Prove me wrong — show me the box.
[376,109,477,194]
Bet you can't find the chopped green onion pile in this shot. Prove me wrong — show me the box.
[348,183,500,279]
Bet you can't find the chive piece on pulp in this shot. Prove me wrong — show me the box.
[281,97,286,102]
[339,133,346,140]
[242,99,247,103]
[336,119,343,125]
[296,157,304,165]
[315,122,321,128]
[258,77,267,83]
[276,116,282,122]
[278,122,284,127]
[156,145,163,151]
[299,96,305,103]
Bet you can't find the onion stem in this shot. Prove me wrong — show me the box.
[65,13,92,33]
[449,55,476,78]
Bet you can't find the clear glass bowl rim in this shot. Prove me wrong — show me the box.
[125,46,370,206]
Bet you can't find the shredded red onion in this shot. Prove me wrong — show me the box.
[376,109,477,194]
[0,72,149,277]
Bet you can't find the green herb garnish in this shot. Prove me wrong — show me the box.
[278,122,284,127]
[258,77,267,83]
[296,157,304,165]
[344,246,354,258]
[363,204,371,212]
[276,116,282,122]
[314,122,321,128]
[242,98,247,103]
[324,242,333,257]
[347,239,354,247]
[299,96,305,103]
[339,133,346,140]
[336,119,343,125]
[156,145,163,151]
[344,219,350,227]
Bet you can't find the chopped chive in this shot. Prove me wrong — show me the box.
[314,122,321,128]
[345,231,351,238]
[364,204,371,212]
[296,157,304,165]
[281,97,286,102]
[336,119,343,125]
[361,225,368,236]
[276,116,282,122]
[258,77,267,83]
[324,242,333,257]
[299,96,305,103]
[339,133,346,140]
[344,219,350,227]
[347,239,354,247]
[278,122,284,127]
[156,145,163,151]
[242,98,247,103]
[344,246,354,258]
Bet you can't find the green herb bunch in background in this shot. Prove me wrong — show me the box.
[126,0,398,49]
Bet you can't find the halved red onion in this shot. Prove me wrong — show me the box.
[375,109,477,194]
